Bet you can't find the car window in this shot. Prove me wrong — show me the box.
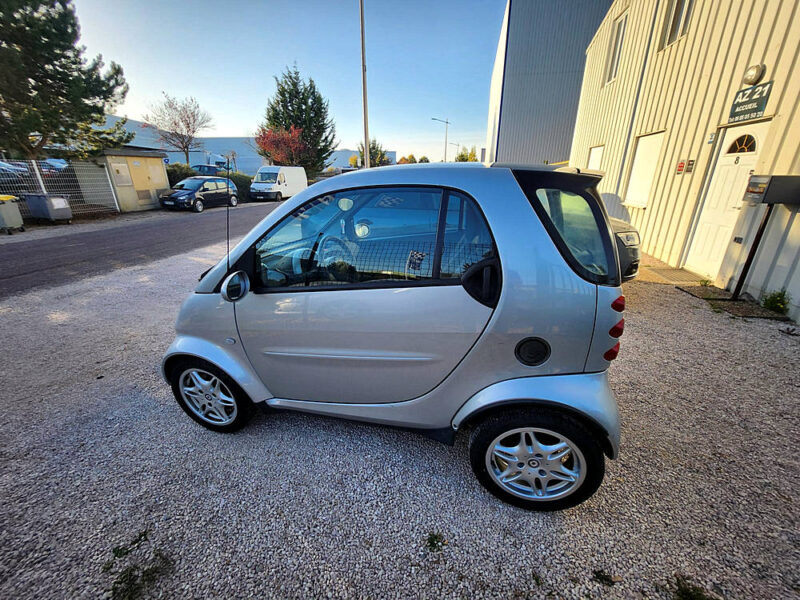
[174,178,203,190]
[440,191,495,279]
[253,187,444,289]
[534,188,609,277]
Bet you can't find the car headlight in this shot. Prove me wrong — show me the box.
[618,231,640,247]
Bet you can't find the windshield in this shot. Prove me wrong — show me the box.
[255,171,278,183]
[174,178,203,190]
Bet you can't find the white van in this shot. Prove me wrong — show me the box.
[249,166,307,202]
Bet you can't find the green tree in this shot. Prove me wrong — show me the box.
[260,65,336,178]
[455,145,478,162]
[418,156,430,163]
[406,154,417,163]
[357,138,391,167]
[0,0,131,158]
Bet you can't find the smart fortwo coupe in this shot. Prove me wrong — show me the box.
[162,163,624,510]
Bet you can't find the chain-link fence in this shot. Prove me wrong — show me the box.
[0,159,118,218]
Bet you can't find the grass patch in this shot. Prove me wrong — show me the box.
[102,528,173,599]
[425,532,447,553]
[762,289,790,315]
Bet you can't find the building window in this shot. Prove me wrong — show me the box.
[588,145,605,170]
[623,131,666,208]
[727,135,756,153]
[662,0,694,47]
[606,13,627,84]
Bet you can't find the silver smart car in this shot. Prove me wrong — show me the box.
[162,163,624,511]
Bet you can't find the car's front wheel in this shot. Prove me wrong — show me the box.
[469,408,605,511]
[228,195,238,207]
[275,192,282,202]
[168,358,254,432]
[193,199,204,213]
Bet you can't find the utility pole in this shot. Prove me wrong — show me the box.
[359,0,370,168]
[431,117,450,161]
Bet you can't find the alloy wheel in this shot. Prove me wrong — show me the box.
[485,427,586,501]
[178,368,237,426]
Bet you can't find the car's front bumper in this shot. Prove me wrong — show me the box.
[249,191,279,201]
[160,198,194,209]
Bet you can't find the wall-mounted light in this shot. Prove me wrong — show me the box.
[743,64,766,85]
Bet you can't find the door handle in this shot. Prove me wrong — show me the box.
[461,257,501,308]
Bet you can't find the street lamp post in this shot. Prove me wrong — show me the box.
[431,117,450,162]
[449,142,460,159]
[359,0,370,168]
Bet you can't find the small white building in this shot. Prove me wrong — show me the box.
[570,0,800,319]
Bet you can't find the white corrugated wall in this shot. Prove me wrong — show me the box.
[570,0,800,319]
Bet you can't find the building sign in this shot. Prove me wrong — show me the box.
[729,81,772,123]
[163,157,169,164]
[676,160,686,174]
[686,160,695,173]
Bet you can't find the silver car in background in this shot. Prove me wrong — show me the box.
[162,163,625,510]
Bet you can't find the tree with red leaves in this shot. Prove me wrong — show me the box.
[254,124,309,167]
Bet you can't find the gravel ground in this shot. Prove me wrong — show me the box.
[0,244,798,599]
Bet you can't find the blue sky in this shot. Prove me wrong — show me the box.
[73,0,506,161]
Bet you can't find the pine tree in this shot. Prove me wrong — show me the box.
[0,0,132,158]
[258,65,336,178]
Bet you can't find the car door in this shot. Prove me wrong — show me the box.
[277,171,287,197]
[213,179,227,205]
[233,185,499,404]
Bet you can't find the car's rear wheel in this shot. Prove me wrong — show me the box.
[168,358,254,432]
[193,199,204,213]
[469,408,605,511]
[228,195,238,207]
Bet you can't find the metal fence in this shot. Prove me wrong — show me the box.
[0,159,119,218]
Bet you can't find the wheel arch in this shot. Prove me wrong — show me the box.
[456,399,615,459]
[451,374,620,459]
[161,335,272,404]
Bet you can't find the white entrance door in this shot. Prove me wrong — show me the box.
[685,121,769,279]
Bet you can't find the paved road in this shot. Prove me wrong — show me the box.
[0,204,278,299]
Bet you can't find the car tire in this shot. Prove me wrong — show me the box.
[168,357,255,433]
[275,192,282,202]
[228,195,238,207]
[193,199,204,213]
[469,408,605,511]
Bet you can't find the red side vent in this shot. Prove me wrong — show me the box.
[604,342,620,361]
[609,318,625,338]
[611,295,625,312]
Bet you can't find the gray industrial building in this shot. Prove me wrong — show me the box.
[485,0,611,165]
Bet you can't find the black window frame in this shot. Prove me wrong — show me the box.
[512,170,621,287]
[239,184,499,295]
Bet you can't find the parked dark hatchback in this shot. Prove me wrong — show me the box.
[159,176,238,213]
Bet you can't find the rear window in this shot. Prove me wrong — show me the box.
[535,189,608,277]
[513,170,619,285]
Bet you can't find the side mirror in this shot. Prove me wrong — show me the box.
[221,271,249,302]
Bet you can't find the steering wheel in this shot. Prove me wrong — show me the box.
[317,236,355,267]
[289,247,312,275]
